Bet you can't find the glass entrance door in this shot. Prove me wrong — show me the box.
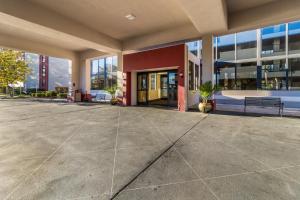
[137,70,178,107]
[137,73,147,104]
[168,72,178,106]
[160,75,168,99]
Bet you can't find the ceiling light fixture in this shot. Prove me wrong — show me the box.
[125,14,136,20]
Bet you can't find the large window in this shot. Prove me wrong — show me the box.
[187,40,202,57]
[216,34,235,61]
[236,30,257,60]
[188,61,194,90]
[215,64,236,90]
[195,64,199,89]
[289,58,300,90]
[262,24,286,57]
[289,21,300,55]
[261,59,287,90]
[214,20,300,91]
[91,56,117,90]
[236,62,257,90]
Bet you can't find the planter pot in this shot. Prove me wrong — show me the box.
[110,98,118,105]
[198,102,212,113]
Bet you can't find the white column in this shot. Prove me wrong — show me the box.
[71,56,80,91]
[257,29,262,66]
[202,34,214,84]
[117,52,123,96]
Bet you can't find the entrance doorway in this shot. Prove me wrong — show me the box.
[137,70,178,107]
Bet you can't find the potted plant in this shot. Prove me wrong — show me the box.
[105,85,119,105]
[198,81,219,113]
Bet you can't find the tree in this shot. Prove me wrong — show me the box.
[0,50,30,96]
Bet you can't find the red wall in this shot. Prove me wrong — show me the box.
[123,44,186,111]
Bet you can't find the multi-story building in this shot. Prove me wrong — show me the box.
[215,20,300,91]
[213,20,300,109]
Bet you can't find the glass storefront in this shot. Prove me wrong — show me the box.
[261,59,287,90]
[216,34,235,61]
[261,24,286,57]
[236,30,257,60]
[214,20,300,91]
[91,56,117,90]
[289,21,300,55]
[236,62,257,90]
[289,58,300,90]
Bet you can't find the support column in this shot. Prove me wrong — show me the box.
[81,59,90,94]
[71,56,80,91]
[117,52,123,96]
[202,34,214,84]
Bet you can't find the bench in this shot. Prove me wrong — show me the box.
[95,93,107,102]
[244,97,284,116]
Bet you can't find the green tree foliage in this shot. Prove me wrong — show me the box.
[0,50,30,95]
[105,84,119,99]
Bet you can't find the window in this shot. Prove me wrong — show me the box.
[189,61,194,90]
[216,64,236,90]
[186,41,202,57]
[213,20,300,91]
[262,59,287,90]
[216,34,235,61]
[262,24,286,57]
[289,21,300,55]
[289,58,300,90]
[195,64,199,90]
[236,30,257,60]
[150,73,156,90]
[236,62,257,90]
[91,56,118,90]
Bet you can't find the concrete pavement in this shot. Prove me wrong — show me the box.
[0,100,300,199]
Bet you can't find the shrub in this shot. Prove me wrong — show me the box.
[55,87,68,93]
[26,88,46,95]
[45,91,56,97]
[57,93,68,99]
[45,91,51,97]
[36,92,45,97]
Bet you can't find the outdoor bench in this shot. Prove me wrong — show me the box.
[244,97,284,116]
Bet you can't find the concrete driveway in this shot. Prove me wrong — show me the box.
[1,100,300,200]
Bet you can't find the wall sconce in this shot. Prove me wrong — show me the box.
[179,73,184,77]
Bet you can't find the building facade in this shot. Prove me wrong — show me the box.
[215,20,300,91]
[90,44,201,111]
[86,20,300,111]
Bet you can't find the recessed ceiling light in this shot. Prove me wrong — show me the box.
[125,14,136,20]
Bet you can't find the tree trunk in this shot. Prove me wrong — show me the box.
[12,86,14,97]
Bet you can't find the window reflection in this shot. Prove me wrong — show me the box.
[236,62,257,90]
[236,30,257,60]
[214,20,300,91]
[289,21,300,54]
[262,24,286,57]
[217,34,235,61]
[189,61,195,90]
[262,59,287,90]
[90,56,118,90]
[289,58,300,90]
